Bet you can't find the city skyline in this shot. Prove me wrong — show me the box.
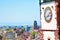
[0,0,40,26]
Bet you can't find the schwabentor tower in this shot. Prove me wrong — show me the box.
[39,0,60,40]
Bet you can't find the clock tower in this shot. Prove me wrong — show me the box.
[39,0,60,40]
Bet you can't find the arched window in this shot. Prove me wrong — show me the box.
[48,37,50,40]
[48,38,50,40]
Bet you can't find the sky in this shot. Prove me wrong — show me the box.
[0,0,40,26]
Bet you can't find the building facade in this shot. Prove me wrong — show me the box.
[39,0,60,40]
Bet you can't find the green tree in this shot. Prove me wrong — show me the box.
[31,31,36,39]
[6,28,12,32]
[21,28,25,33]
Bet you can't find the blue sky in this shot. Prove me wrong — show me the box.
[0,0,40,26]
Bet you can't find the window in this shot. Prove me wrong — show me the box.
[48,38,50,40]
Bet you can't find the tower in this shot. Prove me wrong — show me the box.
[34,20,38,29]
[39,0,60,40]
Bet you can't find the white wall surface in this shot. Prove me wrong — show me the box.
[41,1,57,30]
[43,31,55,40]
